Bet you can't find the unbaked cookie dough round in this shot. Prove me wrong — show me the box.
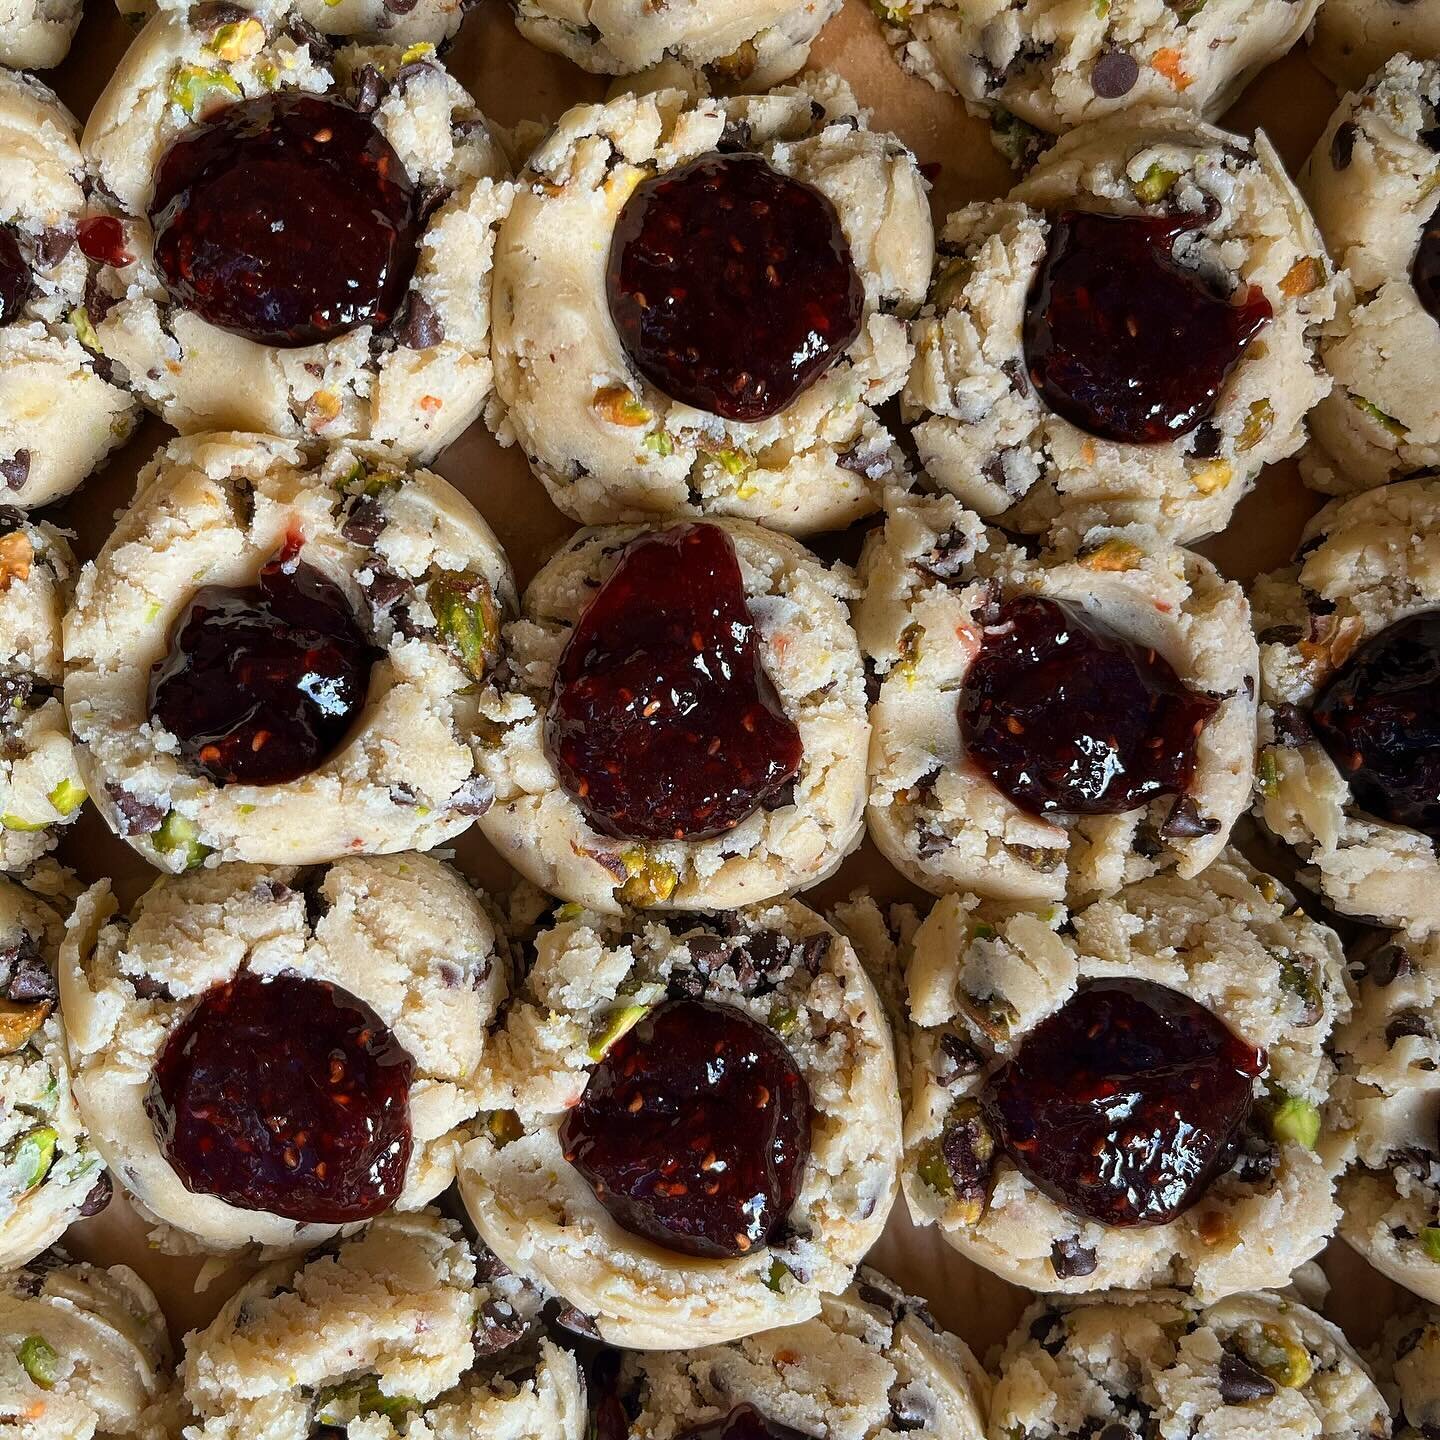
[904,107,1333,545]
[854,493,1257,907]
[1301,56,1440,496]
[892,851,1349,1299]
[875,0,1319,140]
[609,1268,988,1440]
[0,1256,177,1439]
[0,70,138,509]
[1375,1306,1440,1438]
[1330,931,1440,1304]
[60,853,505,1253]
[181,1208,586,1440]
[476,519,868,913]
[116,0,471,48]
[0,3,82,68]
[1311,0,1440,94]
[489,78,932,535]
[1251,478,1440,936]
[64,433,514,872]
[79,0,512,460]
[458,898,902,1349]
[990,1289,1390,1440]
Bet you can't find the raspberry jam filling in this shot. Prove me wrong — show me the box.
[1309,610,1440,842]
[559,997,811,1259]
[148,92,419,348]
[0,227,31,327]
[980,978,1265,1227]
[1023,209,1272,445]
[145,969,414,1223]
[677,1408,809,1440]
[606,152,864,422]
[546,523,802,841]
[959,594,1219,817]
[1414,199,1440,323]
[149,550,376,787]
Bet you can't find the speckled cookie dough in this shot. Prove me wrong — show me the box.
[79,0,513,459]
[476,520,868,913]
[1252,479,1440,936]
[898,851,1349,1298]
[60,853,504,1253]
[1300,57,1440,496]
[458,898,902,1349]
[989,1289,1390,1440]
[904,107,1333,545]
[1329,931,1440,1304]
[64,433,514,872]
[1311,0,1440,94]
[489,79,932,535]
[0,0,82,68]
[0,518,86,869]
[116,0,471,48]
[613,1268,989,1440]
[182,1208,586,1440]
[0,69,138,509]
[0,1256,177,1439]
[854,494,1257,907]
[1375,1307,1440,1438]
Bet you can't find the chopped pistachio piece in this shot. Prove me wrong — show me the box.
[315,1377,419,1425]
[1250,1325,1313,1389]
[767,1003,798,1036]
[914,1137,953,1197]
[763,1257,789,1292]
[1419,1226,1440,1262]
[616,851,678,907]
[1191,460,1232,496]
[991,110,1043,169]
[1348,393,1407,437]
[0,813,49,832]
[429,572,500,682]
[587,1003,651,1061]
[16,1334,59,1390]
[868,0,911,22]
[642,428,674,457]
[1079,538,1144,572]
[69,306,102,353]
[1238,398,1274,452]
[154,811,212,871]
[10,1125,58,1190]
[1133,162,1180,204]
[0,999,50,1055]
[205,17,265,60]
[1266,1090,1321,1149]
[1257,749,1279,796]
[169,65,242,118]
[592,385,651,428]
[931,258,973,310]
[705,447,752,477]
[486,1110,524,1146]
[398,41,435,65]
[897,622,924,682]
[46,778,86,817]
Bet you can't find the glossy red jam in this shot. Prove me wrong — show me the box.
[149,92,418,347]
[559,998,811,1258]
[546,523,802,841]
[145,970,413,1223]
[980,978,1264,1227]
[0,227,31,327]
[1414,199,1440,323]
[1024,210,1272,444]
[959,594,1219,817]
[606,153,864,421]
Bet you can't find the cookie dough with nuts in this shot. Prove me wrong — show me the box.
[855,494,1257,907]
[80,0,512,459]
[0,69,138,509]
[1310,0,1440,93]
[116,0,472,48]
[904,108,1332,544]
[1,1,83,68]
[61,854,504,1253]
[64,433,514,872]
[1375,1306,1440,1438]
[459,898,901,1349]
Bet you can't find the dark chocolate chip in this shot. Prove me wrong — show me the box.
[106,786,166,836]
[341,496,387,547]
[78,1170,114,1216]
[396,292,444,350]
[5,952,56,1005]
[0,451,30,492]
[1159,794,1220,839]
[1331,121,1358,171]
[1258,625,1303,646]
[937,1031,984,1082]
[1386,1009,1434,1045]
[1049,1236,1098,1279]
[1217,1354,1277,1404]
[1272,702,1314,747]
[34,229,74,268]
[131,975,175,1002]
[1368,942,1414,987]
[448,775,495,817]
[1190,421,1223,458]
[1091,48,1139,99]
[473,1297,528,1354]
[352,64,385,114]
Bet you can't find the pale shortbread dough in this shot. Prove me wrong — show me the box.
[0,1,83,67]
[1374,1306,1440,1439]
[1311,0,1440,93]
[117,0,472,48]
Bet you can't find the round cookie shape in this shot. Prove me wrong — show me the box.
[59,853,505,1252]
[990,1289,1390,1440]
[1,3,83,68]
[854,493,1257,907]
[489,79,932,535]
[457,898,902,1348]
[1375,1307,1440,1438]
[79,1,513,461]
[1311,0,1440,94]
[116,0,471,49]
[1300,57,1440,497]
[904,107,1333,546]
[1330,931,1440,1303]
[1251,478,1440,936]
[181,1208,586,1440]
[0,70,138,509]
[476,519,867,912]
[0,1257,176,1439]
[64,433,514,872]
[897,851,1349,1298]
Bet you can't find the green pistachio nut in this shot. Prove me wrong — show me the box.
[16,1334,59,1389]
[430,573,500,682]
[587,1004,651,1062]
[154,811,212,871]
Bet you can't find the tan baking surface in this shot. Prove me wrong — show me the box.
[40,0,1412,1362]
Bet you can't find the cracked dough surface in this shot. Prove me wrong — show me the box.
[0,0,82,67]
[489,78,931,535]
[60,854,504,1253]
[892,851,1349,1299]
[904,106,1333,545]
[1251,478,1440,936]
[476,519,868,912]
[1300,56,1440,496]
[0,69,138,509]
[64,433,514,872]
[459,897,901,1349]
[854,493,1257,908]
[1374,1306,1440,1439]
[1311,0,1440,93]
[80,0,512,460]
[116,0,471,48]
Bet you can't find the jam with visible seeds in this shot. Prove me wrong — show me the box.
[559,997,811,1259]
[149,550,375,787]
[146,969,413,1223]
[1413,200,1440,324]
[149,92,418,348]
[1024,210,1272,444]
[959,594,1219,817]
[980,977,1264,1227]
[677,1408,809,1440]
[1309,610,1440,841]
[606,153,864,422]
[546,523,802,841]
[0,227,31,327]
